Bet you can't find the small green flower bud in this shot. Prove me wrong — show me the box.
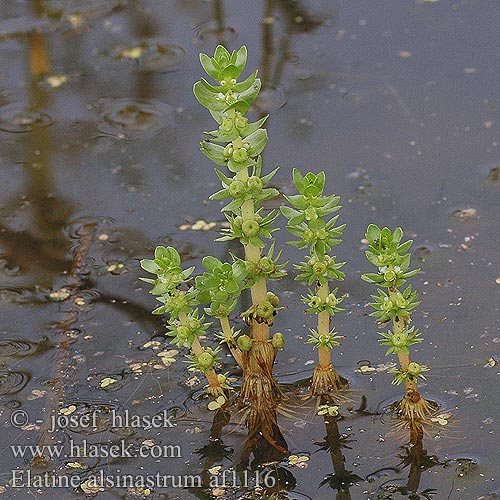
[304,206,317,221]
[396,294,407,308]
[214,304,230,317]
[197,352,215,370]
[223,144,233,158]
[272,333,285,349]
[232,148,248,163]
[213,290,229,303]
[303,228,315,244]
[317,228,329,240]
[407,362,422,376]
[242,219,260,237]
[217,373,227,384]
[237,334,252,351]
[309,296,322,308]
[256,300,274,319]
[234,114,247,130]
[176,326,190,340]
[232,216,243,231]
[392,332,407,347]
[259,256,274,273]
[326,293,337,306]
[266,292,280,307]
[319,334,330,345]
[221,117,234,132]
[220,80,227,87]
[186,318,201,331]
[225,91,237,105]
[247,176,263,193]
[312,261,327,275]
[384,269,396,282]
[228,179,246,197]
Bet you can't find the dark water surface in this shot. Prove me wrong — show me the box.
[0,1,499,499]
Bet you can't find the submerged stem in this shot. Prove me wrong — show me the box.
[317,282,331,369]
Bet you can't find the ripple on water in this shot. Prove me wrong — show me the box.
[96,98,175,140]
[254,87,287,113]
[193,21,238,46]
[0,369,29,396]
[0,103,54,133]
[115,41,186,73]
[0,339,37,358]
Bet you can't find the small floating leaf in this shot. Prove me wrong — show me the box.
[288,454,309,468]
[100,377,118,388]
[207,395,226,411]
[60,405,76,416]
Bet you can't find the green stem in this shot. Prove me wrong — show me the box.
[179,312,221,389]
[235,168,269,341]
[393,315,417,393]
[317,281,332,369]
[220,316,243,367]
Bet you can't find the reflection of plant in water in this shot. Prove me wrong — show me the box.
[361,225,437,421]
[376,422,441,500]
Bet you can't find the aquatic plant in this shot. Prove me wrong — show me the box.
[281,169,346,397]
[141,45,290,449]
[361,224,434,420]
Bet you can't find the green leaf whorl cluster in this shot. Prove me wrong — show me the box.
[195,256,247,318]
[361,225,420,324]
[140,247,210,346]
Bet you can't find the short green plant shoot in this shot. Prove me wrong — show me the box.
[282,169,346,397]
[361,224,435,420]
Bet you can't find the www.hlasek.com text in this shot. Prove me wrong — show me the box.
[11,439,182,460]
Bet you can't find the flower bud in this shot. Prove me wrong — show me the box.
[242,219,260,237]
[303,228,315,244]
[228,179,246,197]
[266,292,280,307]
[317,228,329,240]
[326,293,337,306]
[176,326,190,340]
[392,332,406,347]
[272,333,285,349]
[407,362,422,376]
[259,256,274,273]
[304,206,317,220]
[312,261,327,275]
[237,334,252,351]
[247,176,263,193]
[232,148,249,163]
[309,296,322,308]
[232,216,243,231]
[221,117,234,132]
[234,114,247,130]
[197,352,215,370]
[384,269,396,282]
[256,300,274,319]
